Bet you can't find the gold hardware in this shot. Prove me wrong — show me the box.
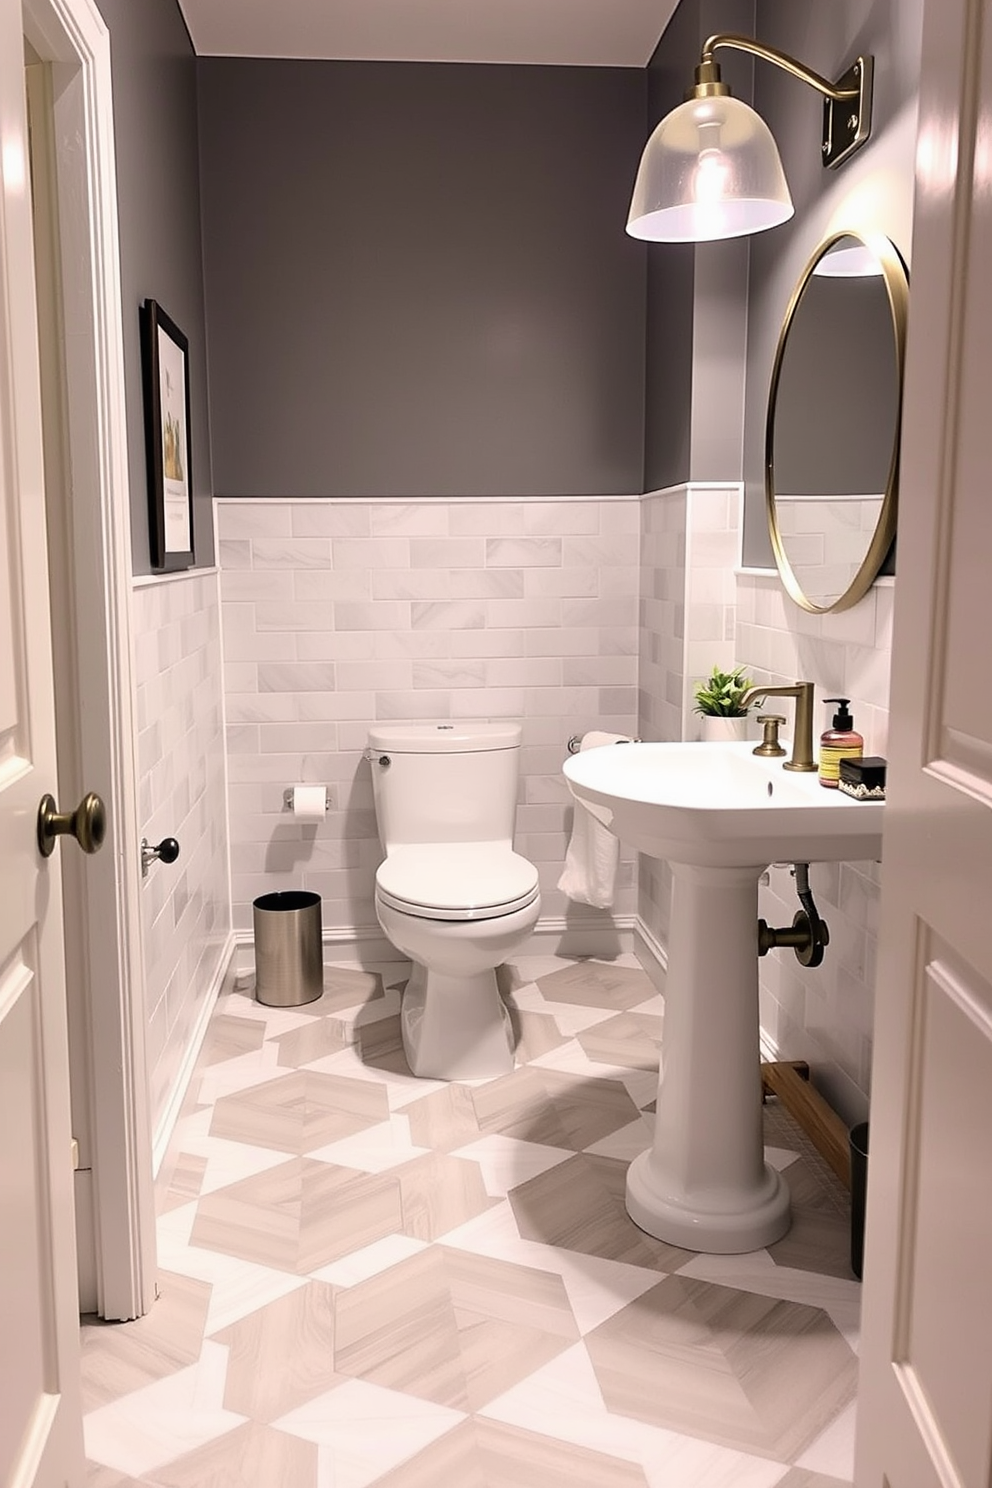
[37,791,107,857]
[739,682,816,772]
[753,714,787,758]
[695,37,872,169]
[765,229,908,614]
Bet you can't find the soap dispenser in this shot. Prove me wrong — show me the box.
[819,698,863,788]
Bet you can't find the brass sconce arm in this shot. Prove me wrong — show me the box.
[697,34,859,102]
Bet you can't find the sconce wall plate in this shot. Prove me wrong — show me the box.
[822,56,873,169]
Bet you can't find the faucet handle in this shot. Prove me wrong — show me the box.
[753,714,787,758]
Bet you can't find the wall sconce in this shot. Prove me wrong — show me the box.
[626,34,874,243]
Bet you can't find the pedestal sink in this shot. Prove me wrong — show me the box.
[563,740,883,1253]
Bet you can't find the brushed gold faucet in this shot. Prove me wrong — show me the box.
[738,681,816,772]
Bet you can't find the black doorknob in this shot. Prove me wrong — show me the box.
[140,836,180,877]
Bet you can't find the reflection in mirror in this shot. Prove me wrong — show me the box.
[765,231,908,613]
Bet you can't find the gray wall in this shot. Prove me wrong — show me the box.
[741,0,924,564]
[643,0,754,492]
[95,0,214,571]
[197,59,648,499]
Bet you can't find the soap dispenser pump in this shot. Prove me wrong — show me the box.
[819,698,864,788]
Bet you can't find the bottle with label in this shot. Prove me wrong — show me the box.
[819,698,864,789]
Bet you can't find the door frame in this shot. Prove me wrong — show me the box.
[23,0,155,1320]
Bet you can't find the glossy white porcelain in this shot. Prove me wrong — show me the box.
[563,738,883,867]
[562,737,884,1253]
[369,722,540,1080]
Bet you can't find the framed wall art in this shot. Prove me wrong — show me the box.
[140,299,194,570]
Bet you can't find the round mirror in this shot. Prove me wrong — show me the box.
[765,230,909,613]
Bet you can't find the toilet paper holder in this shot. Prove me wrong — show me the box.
[283,786,330,812]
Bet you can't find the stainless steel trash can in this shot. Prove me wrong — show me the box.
[253,891,323,1007]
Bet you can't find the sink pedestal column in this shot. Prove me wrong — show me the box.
[626,861,791,1253]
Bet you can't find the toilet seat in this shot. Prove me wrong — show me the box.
[376,843,539,922]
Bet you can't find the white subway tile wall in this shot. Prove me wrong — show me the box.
[216,499,640,937]
[735,568,892,1123]
[132,572,231,1132]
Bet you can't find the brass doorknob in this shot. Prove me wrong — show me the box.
[37,791,107,857]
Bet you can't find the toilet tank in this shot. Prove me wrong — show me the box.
[368,722,522,849]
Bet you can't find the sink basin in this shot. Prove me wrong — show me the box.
[564,739,883,867]
[562,738,884,1254]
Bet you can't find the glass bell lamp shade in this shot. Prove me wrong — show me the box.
[626,94,794,242]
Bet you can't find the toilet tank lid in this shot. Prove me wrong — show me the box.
[368,722,521,753]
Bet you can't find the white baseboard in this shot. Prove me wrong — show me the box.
[152,931,237,1176]
[632,917,668,993]
[233,915,642,973]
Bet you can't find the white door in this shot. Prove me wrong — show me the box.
[0,0,85,1482]
[855,0,992,1482]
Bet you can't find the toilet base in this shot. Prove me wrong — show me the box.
[401,962,515,1080]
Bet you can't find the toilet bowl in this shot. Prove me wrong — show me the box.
[367,724,541,1080]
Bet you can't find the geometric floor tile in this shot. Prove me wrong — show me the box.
[584,1273,858,1461]
[534,961,659,1011]
[81,954,859,1488]
[508,1152,693,1272]
[198,1013,268,1067]
[83,1341,245,1477]
[189,1149,499,1274]
[333,1246,580,1411]
[209,1069,390,1154]
[213,1281,342,1422]
[471,1068,644,1151]
[360,1416,652,1487]
[480,1341,790,1488]
[150,1420,319,1488]
[80,1271,213,1411]
[448,1134,574,1198]
[189,1158,406,1274]
[273,1379,464,1488]
[575,1011,663,1070]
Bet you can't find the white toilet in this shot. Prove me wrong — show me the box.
[367,722,541,1080]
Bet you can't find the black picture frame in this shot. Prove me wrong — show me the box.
[140,299,194,571]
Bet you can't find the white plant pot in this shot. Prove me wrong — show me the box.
[699,715,750,743]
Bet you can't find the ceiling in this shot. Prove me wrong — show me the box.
[176,0,679,69]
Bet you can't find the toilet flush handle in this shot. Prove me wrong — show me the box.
[362,749,391,768]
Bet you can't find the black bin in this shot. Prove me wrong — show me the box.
[253,891,323,1007]
[850,1120,869,1279]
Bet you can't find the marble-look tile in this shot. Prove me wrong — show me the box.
[82,955,860,1487]
[792,1400,858,1480]
[481,1343,789,1488]
[584,1274,857,1461]
[369,1415,651,1486]
[84,1341,244,1478]
[509,1153,691,1273]
[80,1272,212,1411]
[535,961,657,1010]
[275,1379,464,1488]
[213,1282,341,1422]
[471,1067,643,1152]
[332,1245,578,1411]
[152,1419,319,1488]
[197,1015,268,1067]
[448,1134,574,1198]
[576,1012,663,1070]
[209,1069,390,1155]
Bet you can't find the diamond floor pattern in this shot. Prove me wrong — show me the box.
[81,953,858,1488]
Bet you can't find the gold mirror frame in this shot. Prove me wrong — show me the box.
[765,229,909,614]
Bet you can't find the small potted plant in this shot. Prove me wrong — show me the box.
[693,665,754,742]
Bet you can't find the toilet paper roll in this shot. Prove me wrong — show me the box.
[290,784,327,820]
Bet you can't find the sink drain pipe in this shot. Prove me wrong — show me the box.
[758,862,830,967]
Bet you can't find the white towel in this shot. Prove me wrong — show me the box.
[557,732,631,909]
